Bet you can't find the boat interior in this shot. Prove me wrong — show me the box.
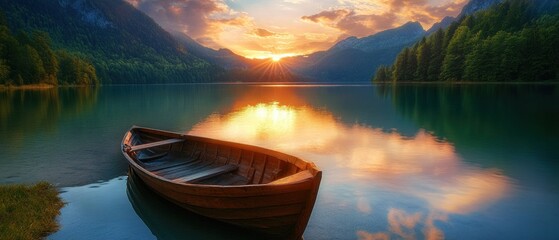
[124,129,314,186]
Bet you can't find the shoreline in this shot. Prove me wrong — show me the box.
[2,81,558,90]
[0,182,64,239]
[0,83,55,90]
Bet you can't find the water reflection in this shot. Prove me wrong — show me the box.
[0,87,98,152]
[126,171,255,240]
[189,99,511,239]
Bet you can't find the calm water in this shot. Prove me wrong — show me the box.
[1,84,558,239]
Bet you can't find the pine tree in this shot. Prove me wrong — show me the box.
[427,29,444,81]
[440,26,471,81]
[373,65,391,82]
[416,37,431,81]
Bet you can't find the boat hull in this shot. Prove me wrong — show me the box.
[122,126,321,240]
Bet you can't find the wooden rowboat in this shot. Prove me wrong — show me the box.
[121,126,322,240]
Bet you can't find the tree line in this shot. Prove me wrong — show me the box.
[0,0,224,85]
[374,0,559,83]
[0,16,98,86]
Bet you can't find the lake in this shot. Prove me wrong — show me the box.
[1,84,558,239]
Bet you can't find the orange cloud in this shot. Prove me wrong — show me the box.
[301,9,351,23]
[253,28,278,38]
[302,0,468,37]
[126,0,251,49]
[301,9,397,37]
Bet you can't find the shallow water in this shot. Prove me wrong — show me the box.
[1,84,558,239]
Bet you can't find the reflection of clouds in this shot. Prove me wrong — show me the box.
[357,196,372,214]
[189,102,511,238]
[359,209,447,240]
[388,208,422,240]
[424,170,509,214]
[357,231,389,240]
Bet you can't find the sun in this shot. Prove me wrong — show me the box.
[271,55,282,62]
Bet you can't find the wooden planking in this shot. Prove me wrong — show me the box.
[129,138,184,152]
[186,203,304,220]
[216,145,231,162]
[237,151,254,179]
[142,153,200,172]
[251,153,267,184]
[136,167,314,197]
[199,173,249,186]
[173,164,238,183]
[261,156,281,183]
[203,143,218,161]
[155,160,209,178]
[180,140,197,158]
[145,161,190,172]
[138,152,168,162]
[228,148,242,165]
[165,188,312,209]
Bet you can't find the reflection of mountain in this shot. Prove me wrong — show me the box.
[126,171,255,240]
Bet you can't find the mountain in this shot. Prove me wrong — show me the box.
[374,0,559,83]
[286,21,425,82]
[426,16,456,35]
[428,0,508,35]
[459,0,504,17]
[172,32,250,70]
[332,22,426,53]
[0,0,222,84]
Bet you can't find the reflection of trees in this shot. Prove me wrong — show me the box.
[0,87,99,151]
[380,84,559,164]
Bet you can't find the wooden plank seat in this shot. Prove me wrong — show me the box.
[173,164,238,183]
[128,138,184,152]
[269,170,313,185]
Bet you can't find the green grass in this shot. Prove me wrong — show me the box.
[0,182,64,240]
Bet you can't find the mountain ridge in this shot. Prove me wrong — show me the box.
[0,0,222,84]
[284,21,426,82]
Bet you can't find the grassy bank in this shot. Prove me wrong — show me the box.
[0,182,64,240]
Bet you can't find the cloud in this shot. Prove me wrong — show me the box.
[302,0,468,37]
[253,28,277,37]
[302,9,396,37]
[301,9,351,23]
[126,0,469,57]
[126,0,252,48]
[283,0,307,3]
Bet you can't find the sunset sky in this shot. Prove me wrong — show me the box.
[126,0,468,59]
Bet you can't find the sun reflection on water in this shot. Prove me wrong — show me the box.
[188,100,511,240]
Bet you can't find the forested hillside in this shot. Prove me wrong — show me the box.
[374,0,559,82]
[0,17,97,86]
[0,0,222,84]
[286,22,426,82]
